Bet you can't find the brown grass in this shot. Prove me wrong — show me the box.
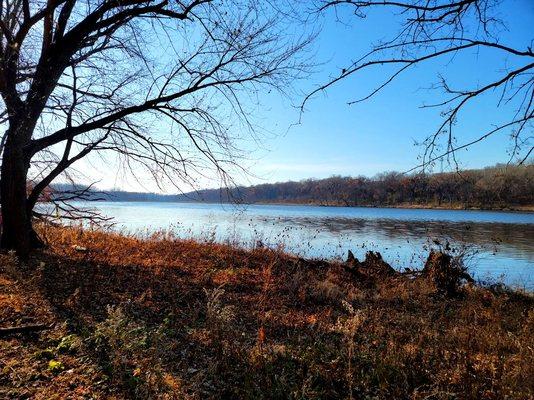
[0,224,532,399]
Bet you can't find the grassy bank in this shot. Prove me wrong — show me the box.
[1,225,533,399]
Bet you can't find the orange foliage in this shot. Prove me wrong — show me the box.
[0,224,532,399]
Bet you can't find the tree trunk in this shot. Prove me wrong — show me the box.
[0,132,31,259]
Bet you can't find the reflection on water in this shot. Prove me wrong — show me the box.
[64,202,534,289]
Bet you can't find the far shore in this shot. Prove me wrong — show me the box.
[252,201,534,212]
[84,198,534,213]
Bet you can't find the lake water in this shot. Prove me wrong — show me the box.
[70,201,534,289]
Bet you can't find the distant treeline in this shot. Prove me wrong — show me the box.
[53,164,533,209]
[194,164,534,209]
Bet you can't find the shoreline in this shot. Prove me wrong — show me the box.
[1,225,532,398]
[252,201,534,212]
[68,199,534,213]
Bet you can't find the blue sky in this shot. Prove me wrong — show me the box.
[82,0,533,192]
[240,0,534,185]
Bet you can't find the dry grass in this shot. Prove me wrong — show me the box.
[0,224,532,399]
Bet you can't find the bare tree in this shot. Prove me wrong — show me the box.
[307,0,533,170]
[0,0,311,258]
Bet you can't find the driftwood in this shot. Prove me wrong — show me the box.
[422,250,474,296]
[294,251,398,282]
[344,250,397,279]
[0,323,52,337]
[294,249,473,296]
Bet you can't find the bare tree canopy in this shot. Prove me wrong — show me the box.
[0,0,311,257]
[307,0,533,170]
